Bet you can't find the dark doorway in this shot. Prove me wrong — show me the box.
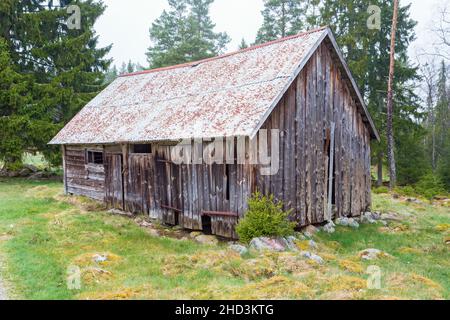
[201,215,212,235]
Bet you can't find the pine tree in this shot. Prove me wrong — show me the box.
[146,0,230,69]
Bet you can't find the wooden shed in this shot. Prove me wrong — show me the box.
[50,27,379,239]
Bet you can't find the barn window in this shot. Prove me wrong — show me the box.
[87,151,103,164]
[133,144,152,154]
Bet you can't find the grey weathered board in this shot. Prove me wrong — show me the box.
[105,153,124,210]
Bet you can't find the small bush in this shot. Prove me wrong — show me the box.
[373,186,389,194]
[414,173,447,200]
[236,192,296,244]
[393,185,417,198]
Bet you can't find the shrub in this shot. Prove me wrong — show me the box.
[414,173,447,200]
[393,185,417,198]
[373,186,389,194]
[236,192,296,244]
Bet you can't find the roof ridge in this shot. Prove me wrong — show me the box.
[120,26,329,78]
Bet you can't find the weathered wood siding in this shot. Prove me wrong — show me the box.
[256,41,372,226]
[64,146,105,201]
[118,143,249,238]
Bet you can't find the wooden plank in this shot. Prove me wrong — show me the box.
[327,122,335,221]
[62,145,68,194]
[202,211,239,217]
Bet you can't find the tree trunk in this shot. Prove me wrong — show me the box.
[377,151,383,187]
[386,0,399,189]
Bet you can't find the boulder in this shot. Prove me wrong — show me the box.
[229,244,249,256]
[322,221,335,234]
[93,254,108,263]
[358,248,391,261]
[189,231,203,238]
[249,237,297,252]
[381,212,403,222]
[360,212,377,224]
[406,198,422,204]
[302,225,319,238]
[335,217,350,226]
[371,212,382,220]
[348,218,359,229]
[308,239,318,249]
[300,251,324,265]
[195,235,219,246]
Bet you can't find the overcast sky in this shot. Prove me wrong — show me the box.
[93,0,446,69]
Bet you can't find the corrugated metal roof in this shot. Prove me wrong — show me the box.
[50,27,377,145]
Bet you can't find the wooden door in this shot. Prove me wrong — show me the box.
[105,153,124,210]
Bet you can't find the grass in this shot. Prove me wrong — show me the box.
[0,178,449,300]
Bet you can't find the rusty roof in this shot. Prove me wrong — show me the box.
[49,26,378,145]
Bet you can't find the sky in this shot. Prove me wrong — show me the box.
[93,0,446,69]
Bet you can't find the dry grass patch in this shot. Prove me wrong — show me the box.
[435,224,450,232]
[77,287,143,300]
[54,194,105,212]
[325,275,367,292]
[338,260,364,274]
[398,247,422,254]
[231,276,312,300]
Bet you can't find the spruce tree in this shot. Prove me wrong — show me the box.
[0,0,111,167]
[255,0,309,44]
[103,65,118,85]
[146,0,230,69]
[127,60,135,73]
[0,39,32,170]
[239,38,249,50]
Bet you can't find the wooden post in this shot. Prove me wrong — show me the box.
[121,143,128,210]
[327,122,335,222]
[62,145,68,194]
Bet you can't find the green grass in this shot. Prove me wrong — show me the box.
[0,178,449,300]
